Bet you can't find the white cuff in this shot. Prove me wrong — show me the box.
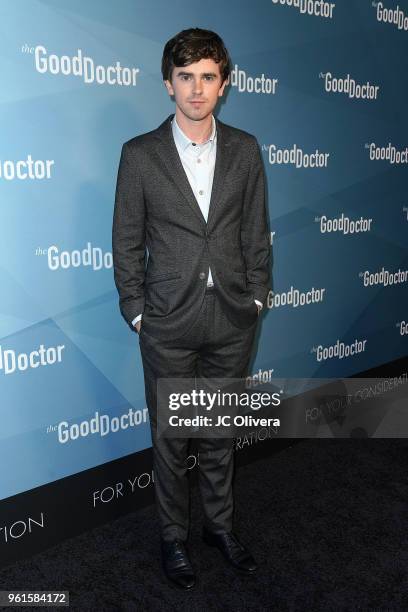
[132,314,142,326]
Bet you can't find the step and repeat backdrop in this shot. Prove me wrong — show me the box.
[0,0,407,563]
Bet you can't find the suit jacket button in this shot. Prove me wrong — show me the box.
[199,272,206,280]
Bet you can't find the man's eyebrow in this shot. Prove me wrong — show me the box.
[175,70,218,77]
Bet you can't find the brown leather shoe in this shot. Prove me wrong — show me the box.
[202,528,258,574]
[161,539,196,590]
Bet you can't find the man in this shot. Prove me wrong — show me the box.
[112,28,270,590]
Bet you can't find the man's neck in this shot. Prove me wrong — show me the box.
[174,110,213,144]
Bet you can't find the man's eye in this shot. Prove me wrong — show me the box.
[180,75,191,81]
[204,76,215,81]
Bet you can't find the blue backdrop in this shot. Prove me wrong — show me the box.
[1,0,407,501]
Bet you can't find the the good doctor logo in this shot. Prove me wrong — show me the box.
[317,213,373,235]
[360,267,408,287]
[57,408,149,444]
[0,343,65,376]
[229,64,278,94]
[263,144,330,168]
[313,338,367,362]
[27,45,140,87]
[267,286,326,309]
[375,2,408,31]
[321,72,379,100]
[0,155,54,180]
[38,242,112,271]
[366,142,408,165]
[271,0,335,19]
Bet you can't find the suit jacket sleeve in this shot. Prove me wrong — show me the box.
[112,142,146,330]
[241,138,271,305]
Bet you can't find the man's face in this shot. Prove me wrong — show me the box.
[164,58,228,122]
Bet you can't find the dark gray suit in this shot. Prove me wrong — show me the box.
[112,113,270,541]
[112,114,270,340]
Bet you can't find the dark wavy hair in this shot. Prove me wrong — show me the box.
[161,28,231,83]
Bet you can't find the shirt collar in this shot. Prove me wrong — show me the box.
[172,114,216,152]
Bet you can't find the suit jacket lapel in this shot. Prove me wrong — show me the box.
[207,117,232,229]
[155,115,207,227]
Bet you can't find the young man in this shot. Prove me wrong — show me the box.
[112,28,270,590]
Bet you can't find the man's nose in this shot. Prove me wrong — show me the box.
[192,78,203,94]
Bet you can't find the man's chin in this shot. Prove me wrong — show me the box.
[179,106,213,122]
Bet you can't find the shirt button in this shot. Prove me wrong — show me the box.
[199,272,206,280]
[197,158,201,164]
[199,190,204,196]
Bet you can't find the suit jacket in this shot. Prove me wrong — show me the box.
[112,113,270,341]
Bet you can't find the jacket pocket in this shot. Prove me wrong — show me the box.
[146,271,181,285]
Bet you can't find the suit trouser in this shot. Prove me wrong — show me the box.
[139,286,258,542]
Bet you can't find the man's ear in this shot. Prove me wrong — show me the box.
[164,79,174,96]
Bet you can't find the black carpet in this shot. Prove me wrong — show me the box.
[1,439,408,611]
